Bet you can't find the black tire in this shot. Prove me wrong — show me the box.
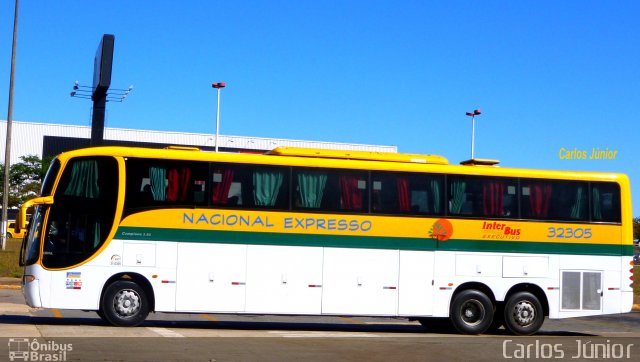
[100,280,149,327]
[450,289,494,334]
[96,309,107,322]
[6,232,12,239]
[503,291,544,336]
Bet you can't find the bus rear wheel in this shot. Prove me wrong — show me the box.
[450,289,494,334]
[100,280,149,327]
[503,291,544,335]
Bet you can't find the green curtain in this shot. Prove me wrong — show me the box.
[592,187,602,220]
[63,160,100,198]
[149,166,167,201]
[253,170,284,206]
[430,178,441,213]
[570,186,586,219]
[449,179,466,214]
[297,172,327,208]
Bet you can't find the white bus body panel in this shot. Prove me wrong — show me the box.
[245,245,323,314]
[321,248,399,315]
[176,243,247,312]
[398,250,434,316]
[23,240,633,322]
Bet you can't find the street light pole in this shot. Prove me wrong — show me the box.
[2,0,20,250]
[465,109,481,160]
[211,82,226,152]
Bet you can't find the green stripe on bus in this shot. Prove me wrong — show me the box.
[115,227,633,256]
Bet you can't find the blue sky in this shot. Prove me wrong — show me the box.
[1,1,639,214]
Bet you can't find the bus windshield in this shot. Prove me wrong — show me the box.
[41,157,119,269]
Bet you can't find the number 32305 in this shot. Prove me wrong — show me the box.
[547,227,592,239]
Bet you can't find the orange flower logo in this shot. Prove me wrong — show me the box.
[429,219,453,241]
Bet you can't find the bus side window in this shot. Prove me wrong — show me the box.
[251,166,289,209]
[211,164,289,210]
[211,165,237,206]
[555,182,588,221]
[521,180,553,219]
[449,176,517,218]
[292,168,367,213]
[125,159,208,212]
[371,172,443,215]
[294,169,328,210]
[591,182,621,223]
[521,179,589,222]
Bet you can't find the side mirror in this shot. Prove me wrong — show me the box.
[16,196,53,231]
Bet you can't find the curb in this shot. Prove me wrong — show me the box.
[0,277,21,290]
[0,284,20,289]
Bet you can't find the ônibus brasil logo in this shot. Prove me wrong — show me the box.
[8,338,72,361]
[429,218,453,241]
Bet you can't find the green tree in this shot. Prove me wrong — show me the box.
[0,154,45,208]
[634,217,640,241]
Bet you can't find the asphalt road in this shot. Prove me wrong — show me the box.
[1,288,639,361]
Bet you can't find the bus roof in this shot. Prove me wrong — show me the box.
[53,146,628,184]
[266,147,449,165]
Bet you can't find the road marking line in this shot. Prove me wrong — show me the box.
[268,331,377,338]
[338,316,364,324]
[51,309,62,318]
[147,327,185,338]
[200,314,219,323]
[363,321,419,325]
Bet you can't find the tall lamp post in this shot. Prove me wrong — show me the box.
[2,0,20,250]
[211,82,226,152]
[465,109,481,160]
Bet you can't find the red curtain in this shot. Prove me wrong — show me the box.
[483,182,505,216]
[396,177,410,212]
[339,175,363,210]
[529,183,552,217]
[211,169,234,204]
[167,167,192,202]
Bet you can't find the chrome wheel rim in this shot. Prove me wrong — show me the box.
[512,300,536,326]
[113,289,141,318]
[460,299,485,326]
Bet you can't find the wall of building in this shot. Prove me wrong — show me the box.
[0,120,397,164]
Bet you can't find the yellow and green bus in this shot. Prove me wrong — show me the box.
[18,146,634,335]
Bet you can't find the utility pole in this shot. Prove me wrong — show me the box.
[2,0,20,250]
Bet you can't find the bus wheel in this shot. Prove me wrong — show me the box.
[450,289,494,334]
[100,280,149,327]
[503,292,544,336]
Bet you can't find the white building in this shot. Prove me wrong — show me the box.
[0,120,397,164]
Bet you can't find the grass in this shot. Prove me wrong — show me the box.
[0,238,23,278]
